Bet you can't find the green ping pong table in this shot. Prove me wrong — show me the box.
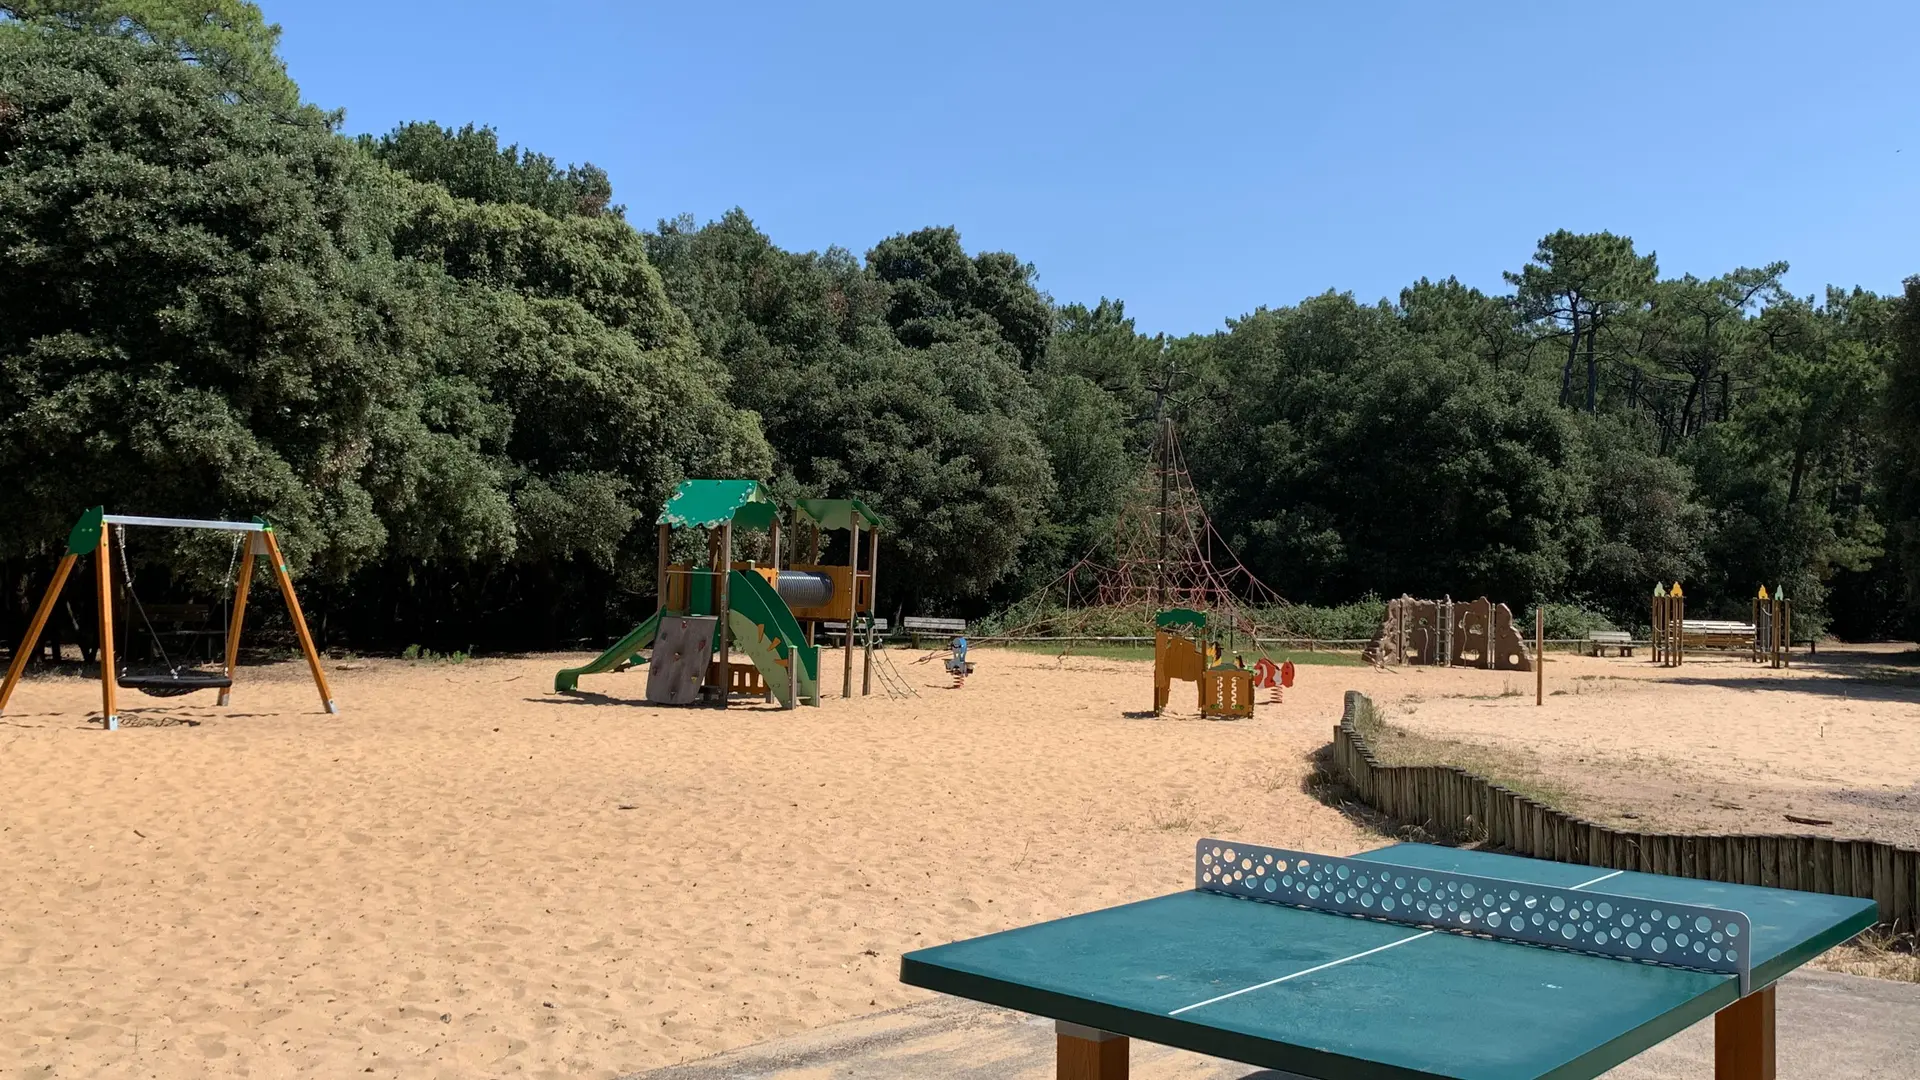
[900,840,1877,1080]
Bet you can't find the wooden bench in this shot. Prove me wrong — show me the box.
[1587,630,1634,657]
[132,602,225,663]
[1682,619,1754,650]
[819,618,887,647]
[901,616,968,648]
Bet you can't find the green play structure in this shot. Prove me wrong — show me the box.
[554,480,829,708]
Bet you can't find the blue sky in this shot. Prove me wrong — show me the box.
[273,1,1917,335]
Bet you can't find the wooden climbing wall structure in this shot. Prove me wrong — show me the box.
[1363,595,1535,672]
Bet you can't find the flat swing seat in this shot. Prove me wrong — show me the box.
[117,670,233,697]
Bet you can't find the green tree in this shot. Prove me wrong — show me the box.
[364,121,620,220]
[1683,290,1890,620]
[644,212,1053,611]
[867,226,1054,369]
[1506,231,1657,412]
[0,29,768,650]
[1190,292,1586,607]
[1,0,298,108]
[1881,278,1920,631]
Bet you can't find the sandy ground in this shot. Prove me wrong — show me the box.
[1,643,1912,1079]
[1370,644,1920,847]
[0,647,1389,1080]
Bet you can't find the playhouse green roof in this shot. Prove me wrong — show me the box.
[658,480,778,531]
[794,498,882,532]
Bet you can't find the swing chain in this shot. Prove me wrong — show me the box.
[115,524,179,676]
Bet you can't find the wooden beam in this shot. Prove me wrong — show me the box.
[862,527,879,696]
[1714,984,1775,1080]
[843,521,859,698]
[97,526,118,730]
[218,542,257,707]
[0,553,79,715]
[261,530,337,715]
[656,522,671,612]
[715,520,734,706]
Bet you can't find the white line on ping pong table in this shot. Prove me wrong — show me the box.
[1571,869,1624,889]
[1169,868,1631,1017]
[1168,931,1433,1015]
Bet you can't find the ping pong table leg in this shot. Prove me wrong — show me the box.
[1713,984,1775,1080]
[1057,1021,1127,1079]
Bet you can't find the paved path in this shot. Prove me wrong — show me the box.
[633,969,1920,1080]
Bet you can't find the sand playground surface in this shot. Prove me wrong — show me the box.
[1,644,1916,1078]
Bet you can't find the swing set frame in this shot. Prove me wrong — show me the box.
[0,507,338,730]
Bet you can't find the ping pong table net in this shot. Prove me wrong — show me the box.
[1197,840,1752,996]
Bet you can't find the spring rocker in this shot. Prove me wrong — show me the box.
[0,507,336,730]
[1252,656,1296,705]
[1152,609,1253,719]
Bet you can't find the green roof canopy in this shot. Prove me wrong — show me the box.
[658,480,778,531]
[1155,607,1208,630]
[794,498,882,532]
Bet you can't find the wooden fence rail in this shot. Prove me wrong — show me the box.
[1327,690,1918,933]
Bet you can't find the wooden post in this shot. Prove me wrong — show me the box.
[1714,984,1775,1080]
[862,527,879,696]
[656,522,671,611]
[786,637,799,711]
[768,514,782,573]
[0,553,79,715]
[1651,587,1660,665]
[715,520,734,706]
[97,526,119,730]
[1535,606,1544,706]
[1057,1024,1127,1080]
[1782,598,1791,669]
[843,520,860,698]
[217,539,257,706]
[261,530,337,715]
[1676,586,1685,667]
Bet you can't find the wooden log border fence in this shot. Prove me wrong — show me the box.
[1328,690,1917,933]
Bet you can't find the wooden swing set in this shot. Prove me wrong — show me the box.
[0,508,336,730]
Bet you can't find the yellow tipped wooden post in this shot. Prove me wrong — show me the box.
[1673,583,1685,667]
[261,530,336,715]
[217,539,258,706]
[0,553,79,715]
[96,526,119,730]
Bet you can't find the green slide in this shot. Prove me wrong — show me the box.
[554,609,662,692]
[725,570,820,707]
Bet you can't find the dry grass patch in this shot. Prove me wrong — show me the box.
[1352,700,1582,813]
[1813,932,1920,983]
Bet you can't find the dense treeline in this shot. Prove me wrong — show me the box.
[2,6,1915,653]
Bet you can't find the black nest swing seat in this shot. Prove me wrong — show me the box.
[117,669,232,697]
